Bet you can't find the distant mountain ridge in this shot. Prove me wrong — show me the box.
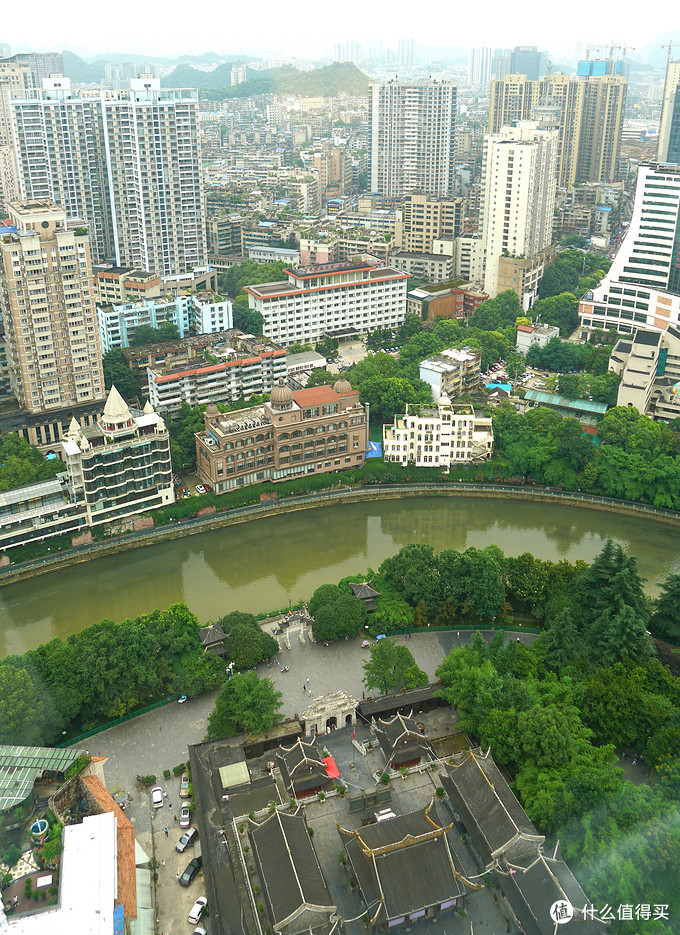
[162,62,370,98]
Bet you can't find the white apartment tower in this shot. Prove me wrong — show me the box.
[468,48,493,86]
[9,76,206,276]
[579,163,680,336]
[0,57,31,207]
[481,121,559,299]
[0,200,105,412]
[369,80,457,197]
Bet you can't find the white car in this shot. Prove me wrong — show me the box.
[151,787,164,808]
[188,896,207,925]
[195,485,206,495]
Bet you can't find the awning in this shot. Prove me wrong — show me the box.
[323,756,340,779]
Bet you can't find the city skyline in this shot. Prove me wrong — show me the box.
[0,0,672,60]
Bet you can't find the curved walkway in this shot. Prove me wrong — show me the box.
[2,482,679,586]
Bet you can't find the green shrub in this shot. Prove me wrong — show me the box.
[163,769,171,780]
[2,844,21,868]
[173,763,186,775]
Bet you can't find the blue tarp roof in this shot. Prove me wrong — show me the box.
[524,388,607,414]
[366,441,383,459]
[486,382,512,393]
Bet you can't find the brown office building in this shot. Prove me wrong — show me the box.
[194,378,368,492]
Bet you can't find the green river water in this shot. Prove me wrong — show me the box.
[1,495,679,658]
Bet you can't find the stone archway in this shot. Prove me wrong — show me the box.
[301,690,359,738]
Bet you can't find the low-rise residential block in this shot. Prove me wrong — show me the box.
[383,396,493,468]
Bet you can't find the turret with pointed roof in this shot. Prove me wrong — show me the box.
[101,385,134,434]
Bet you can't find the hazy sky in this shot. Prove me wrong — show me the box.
[1,0,661,59]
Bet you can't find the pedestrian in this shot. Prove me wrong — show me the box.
[168,802,172,810]
[176,873,179,882]
[633,757,637,766]
[174,814,178,823]
[457,631,460,638]
[161,860,166,868]
[306,677,310,683]
[362,691,365,700]
[303,684,306,692]
[164,827,168,837]
[621,751,626,760]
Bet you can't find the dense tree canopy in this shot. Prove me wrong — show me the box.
[102,349,141,400]
[1,604,223,743]
[129,323,180,346]
[362,638,428,694]
[206,671,283,738]
[0,434,63,493]
[218,611,279,669]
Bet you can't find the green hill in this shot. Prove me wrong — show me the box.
[163,62,369,98]
[62,51,107,83]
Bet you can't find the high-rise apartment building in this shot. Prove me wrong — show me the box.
[394,193,465,253]
[481,122,559,301]
[509,47,545,81]
[658,61,680,163]
[369,80,457,197]
[0,57,31,207]
[9,76,206,276]
[398,39,416,67]
[489,69,627,187]
[579,162,680,336]
[468,48,493,86]
[0,52,63,86]
[0,200,105,413]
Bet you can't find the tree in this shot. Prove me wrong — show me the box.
[309,584,345,617]
[129,323,180,346]
[206,671,283,738]
[0,665,46,745]
[380,544,441,610]
[219,612,279,669]
[462,547,505,620]
[102,349,140,399]
[0,434,63,493]
[543,606,579,670]
[313,594,367,642]
[363,639,425,694]
[650,573,680,644]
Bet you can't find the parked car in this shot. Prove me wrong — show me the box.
[151,787,164,808]
[175,827,198,853]
[180,805,191,827]
[180,857,203,888]
[180,773,190,798]
[192,928,207,935]
[195,485,206,495]
[203,485,212,493]
[188,895,207,922]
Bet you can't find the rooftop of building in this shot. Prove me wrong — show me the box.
[122,329,270,361]
[0,744,85,812]
[421,348,481,371]
[523,388,608,414]
[152,348,286,383]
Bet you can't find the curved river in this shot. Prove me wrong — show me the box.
[1,495,679,658]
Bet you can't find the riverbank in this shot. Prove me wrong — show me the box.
[2,482,679,588]
[2,495,678,658]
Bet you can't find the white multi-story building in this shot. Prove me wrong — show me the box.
[383,395,494,468]
[419,348,482,401]
[579,163,680,336]
[468,48,493,86]
[243,256,408,346]
[369,80,457,197]
[148,346,287,413]
[481,121,559,300]
[62,385,174,527]
[0,386,173,553]
[10,76,206,276]
[516,322,560,354]
[97,292,232,352]
[0,199,105,413]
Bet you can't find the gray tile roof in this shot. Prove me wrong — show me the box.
[250,810,336,932]
[338,803,472,924]
[441,749,544,866]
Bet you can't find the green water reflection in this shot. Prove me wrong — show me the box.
[1,496,678,657]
